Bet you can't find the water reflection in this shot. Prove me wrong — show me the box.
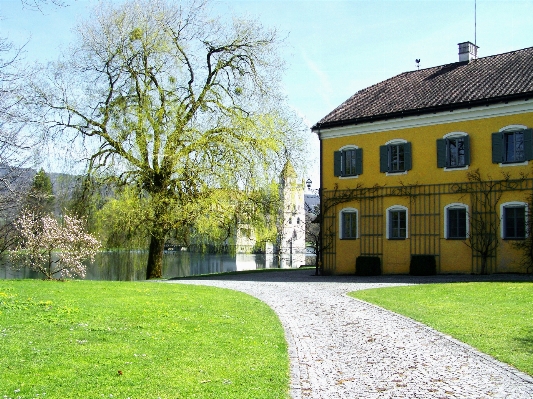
[0,250,281,281]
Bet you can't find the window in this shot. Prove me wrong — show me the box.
[340,208,358,239]
[505,131,524,162]
[334,147,362,177]
[437,134,470,169]
[501,202,527,239]
[492,127,533,164]
[380,140,412,174]
[386,206,408,239]
[444,204,468,239]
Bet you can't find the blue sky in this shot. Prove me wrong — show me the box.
[1,0,533,185]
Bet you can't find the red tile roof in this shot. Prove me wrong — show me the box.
[312,46,533,131]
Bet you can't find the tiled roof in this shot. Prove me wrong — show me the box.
[313,46,533,130]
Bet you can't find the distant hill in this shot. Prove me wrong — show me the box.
[0,165,81,217]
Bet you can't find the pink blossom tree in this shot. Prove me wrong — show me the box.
[10,210,100,279]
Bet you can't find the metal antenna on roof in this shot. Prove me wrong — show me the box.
[474,0,477,58]
[415,59,420,70]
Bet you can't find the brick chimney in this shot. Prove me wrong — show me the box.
[458,41,479,62]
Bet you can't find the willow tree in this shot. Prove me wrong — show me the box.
[26,0,303,278]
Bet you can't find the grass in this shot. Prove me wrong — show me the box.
[349,282,533,376]
[0,280,289,399]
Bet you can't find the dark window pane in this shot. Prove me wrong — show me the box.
[343,149,358,176]
[504,132,524,163]
[448,138,465,167]
[390,210,406,239]
[504,206,526,239]
[390,144,405,172]
[448,208,466,239]
[342,212,357,239]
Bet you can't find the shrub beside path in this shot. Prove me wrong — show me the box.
[168,270,533,398]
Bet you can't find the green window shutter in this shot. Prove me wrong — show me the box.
[463,135,471,165]
[523,129,533,161]
[355,148,363,175]
[334,151,343,176]
[492,132,503,163]
[404,142,412,171]
[379,145,389,173]
[436,139,447,168]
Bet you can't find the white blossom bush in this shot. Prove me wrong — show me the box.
[10,210,101,279]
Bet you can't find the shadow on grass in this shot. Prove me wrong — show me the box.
[167,268,533,284]
[515,328,533,355]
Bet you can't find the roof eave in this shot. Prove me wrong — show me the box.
[311,92,533,133]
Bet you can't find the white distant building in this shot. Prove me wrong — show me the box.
[278,161,306,267]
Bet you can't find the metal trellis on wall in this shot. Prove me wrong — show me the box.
[320,177,533,274]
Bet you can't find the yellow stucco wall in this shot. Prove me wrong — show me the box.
[320,108,533,274]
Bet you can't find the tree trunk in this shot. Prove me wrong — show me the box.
[480,254,488,275]
[146,235,165,279]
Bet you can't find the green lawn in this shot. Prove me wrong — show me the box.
[0,280,289,399]
[349,282,533,376]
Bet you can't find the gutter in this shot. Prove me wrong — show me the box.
[311,91,533,133]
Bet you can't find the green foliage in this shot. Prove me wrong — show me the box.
[409,255,437,276]
[67,175,107,232]
[32,168,53,196]
[25,168,54,215]
[95,186,149,249]
[27,0,307,277]
[182,182,280,252]
[355,256,381,276]
[350,282,533,376]
[0,280,290,398]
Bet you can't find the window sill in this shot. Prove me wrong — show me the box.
[446,237,467,240]
[339,175,359,179]
[385,171,408,176]
[503,237,527,240]
[444,166,469,172]
[387,237,407,240]
[340,238,357,240]
[499,161,528,167]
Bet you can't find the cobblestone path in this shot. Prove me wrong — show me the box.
[168,270,533,398]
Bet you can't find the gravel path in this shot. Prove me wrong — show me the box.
[167,270,533,398]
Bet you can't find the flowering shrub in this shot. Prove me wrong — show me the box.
[10,210,101,279]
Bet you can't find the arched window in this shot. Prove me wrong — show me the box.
[386,205,408,239]
[492,125,532,166]
[380,139,411,175]
[334,145,362,178]
[437,132,470,170]
[444,203,469,239]
[500,201,528,239]
[339,208,358,239]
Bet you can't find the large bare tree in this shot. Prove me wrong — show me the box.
[25,0,304,278]
[0,19,32,259]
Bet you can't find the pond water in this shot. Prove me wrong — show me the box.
[0,250,288,281]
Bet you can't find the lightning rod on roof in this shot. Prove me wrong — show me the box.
[474,0,477,58]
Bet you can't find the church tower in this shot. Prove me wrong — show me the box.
[278,161,306,267]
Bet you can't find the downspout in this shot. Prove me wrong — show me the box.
[318,125,323,275]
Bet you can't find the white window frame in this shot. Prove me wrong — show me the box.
[498,125,529,167]
[442,132,469,171]
[386,205,408,239]
[339,207,358,239]
[338,145,360,179]
[444,203,469,239]
[500,201,528,239]
[385,139,408,176]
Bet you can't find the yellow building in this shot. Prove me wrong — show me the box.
[312,42,533,275]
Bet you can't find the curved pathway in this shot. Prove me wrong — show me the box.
[167,270,533,398]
